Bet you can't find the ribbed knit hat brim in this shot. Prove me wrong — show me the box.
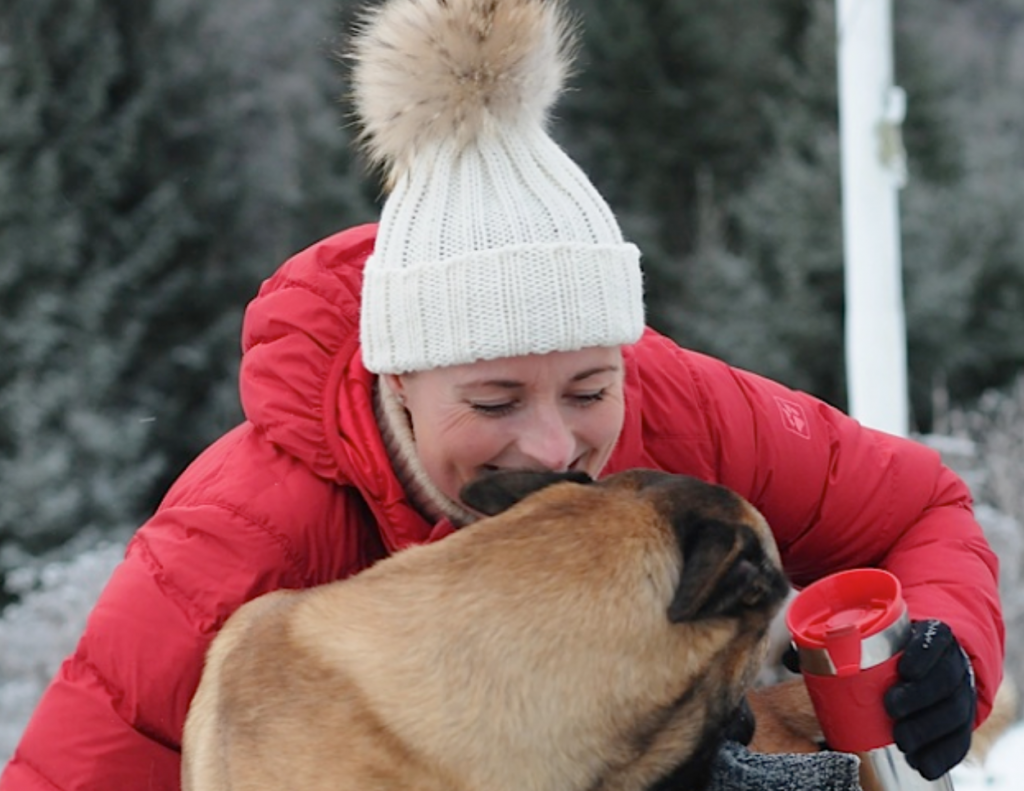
[361,240,643,373]
[351,0,645,374]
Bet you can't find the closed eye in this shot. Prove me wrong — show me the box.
[470,389,606,417]
[570,390,606,406]
[471,401,518,417]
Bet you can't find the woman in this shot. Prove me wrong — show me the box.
[1,0,1002,788]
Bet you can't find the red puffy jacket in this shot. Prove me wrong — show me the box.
[1,223,1003,790]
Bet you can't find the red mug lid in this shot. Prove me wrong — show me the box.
[786,568,904,650]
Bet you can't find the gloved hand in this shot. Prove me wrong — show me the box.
[883,619,977,780]
[781,641,801,674]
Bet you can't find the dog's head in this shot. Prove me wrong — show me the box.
[461,468,787,627]
[460,467,789,790]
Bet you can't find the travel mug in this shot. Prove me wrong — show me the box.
[786,568,955,791]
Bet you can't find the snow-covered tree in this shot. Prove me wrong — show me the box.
[0,0,179,562]
[559,0,798,336]
[0,0,375,578]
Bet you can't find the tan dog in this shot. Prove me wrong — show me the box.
[181,469,790,791]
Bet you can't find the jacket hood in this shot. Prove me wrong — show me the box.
[239,224,435,550]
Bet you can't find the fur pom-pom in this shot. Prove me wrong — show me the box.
[349,0,576,186]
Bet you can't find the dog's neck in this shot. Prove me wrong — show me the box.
[373,380,478,528]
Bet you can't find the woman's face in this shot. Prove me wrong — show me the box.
[384,346,626,506]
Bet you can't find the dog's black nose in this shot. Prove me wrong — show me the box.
[458,469,593,516]
[721,697,756,746]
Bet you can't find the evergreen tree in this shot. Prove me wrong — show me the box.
[559,0,985,418]
[899,0,1024,425]
[117,0,375,499]
[558,0,798,337]
[705,0,967,416]
[0,0,373,583]
[0,0,176,567]
[556,0,846,401]
[669,2,846,403]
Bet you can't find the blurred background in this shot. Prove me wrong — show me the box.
[1,0,1023,765]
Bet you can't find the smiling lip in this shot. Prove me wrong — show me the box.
[480,459,585,475]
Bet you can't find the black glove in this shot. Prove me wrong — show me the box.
[781,641,801,674]
[883,619,977,780]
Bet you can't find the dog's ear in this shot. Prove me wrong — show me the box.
[667,520,784,622]
[459,470,593,516]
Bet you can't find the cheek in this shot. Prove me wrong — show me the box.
[413,413,507,489]
[584,399,626,451]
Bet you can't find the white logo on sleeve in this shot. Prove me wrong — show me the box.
[775,397,811,440]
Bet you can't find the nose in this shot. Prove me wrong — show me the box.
[515,405,577,471]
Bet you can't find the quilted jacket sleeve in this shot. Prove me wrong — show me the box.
[0,427,380,791]
[634,332,1004,724]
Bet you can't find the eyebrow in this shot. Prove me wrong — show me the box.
[455,365,621,391]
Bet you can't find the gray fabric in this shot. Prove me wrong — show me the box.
[708,742,862,791]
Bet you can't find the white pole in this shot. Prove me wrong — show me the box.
[837,0,909,437]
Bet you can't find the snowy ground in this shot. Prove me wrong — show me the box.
[950,720,1024,790]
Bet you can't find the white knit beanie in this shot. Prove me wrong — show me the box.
[351,0,644,374]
